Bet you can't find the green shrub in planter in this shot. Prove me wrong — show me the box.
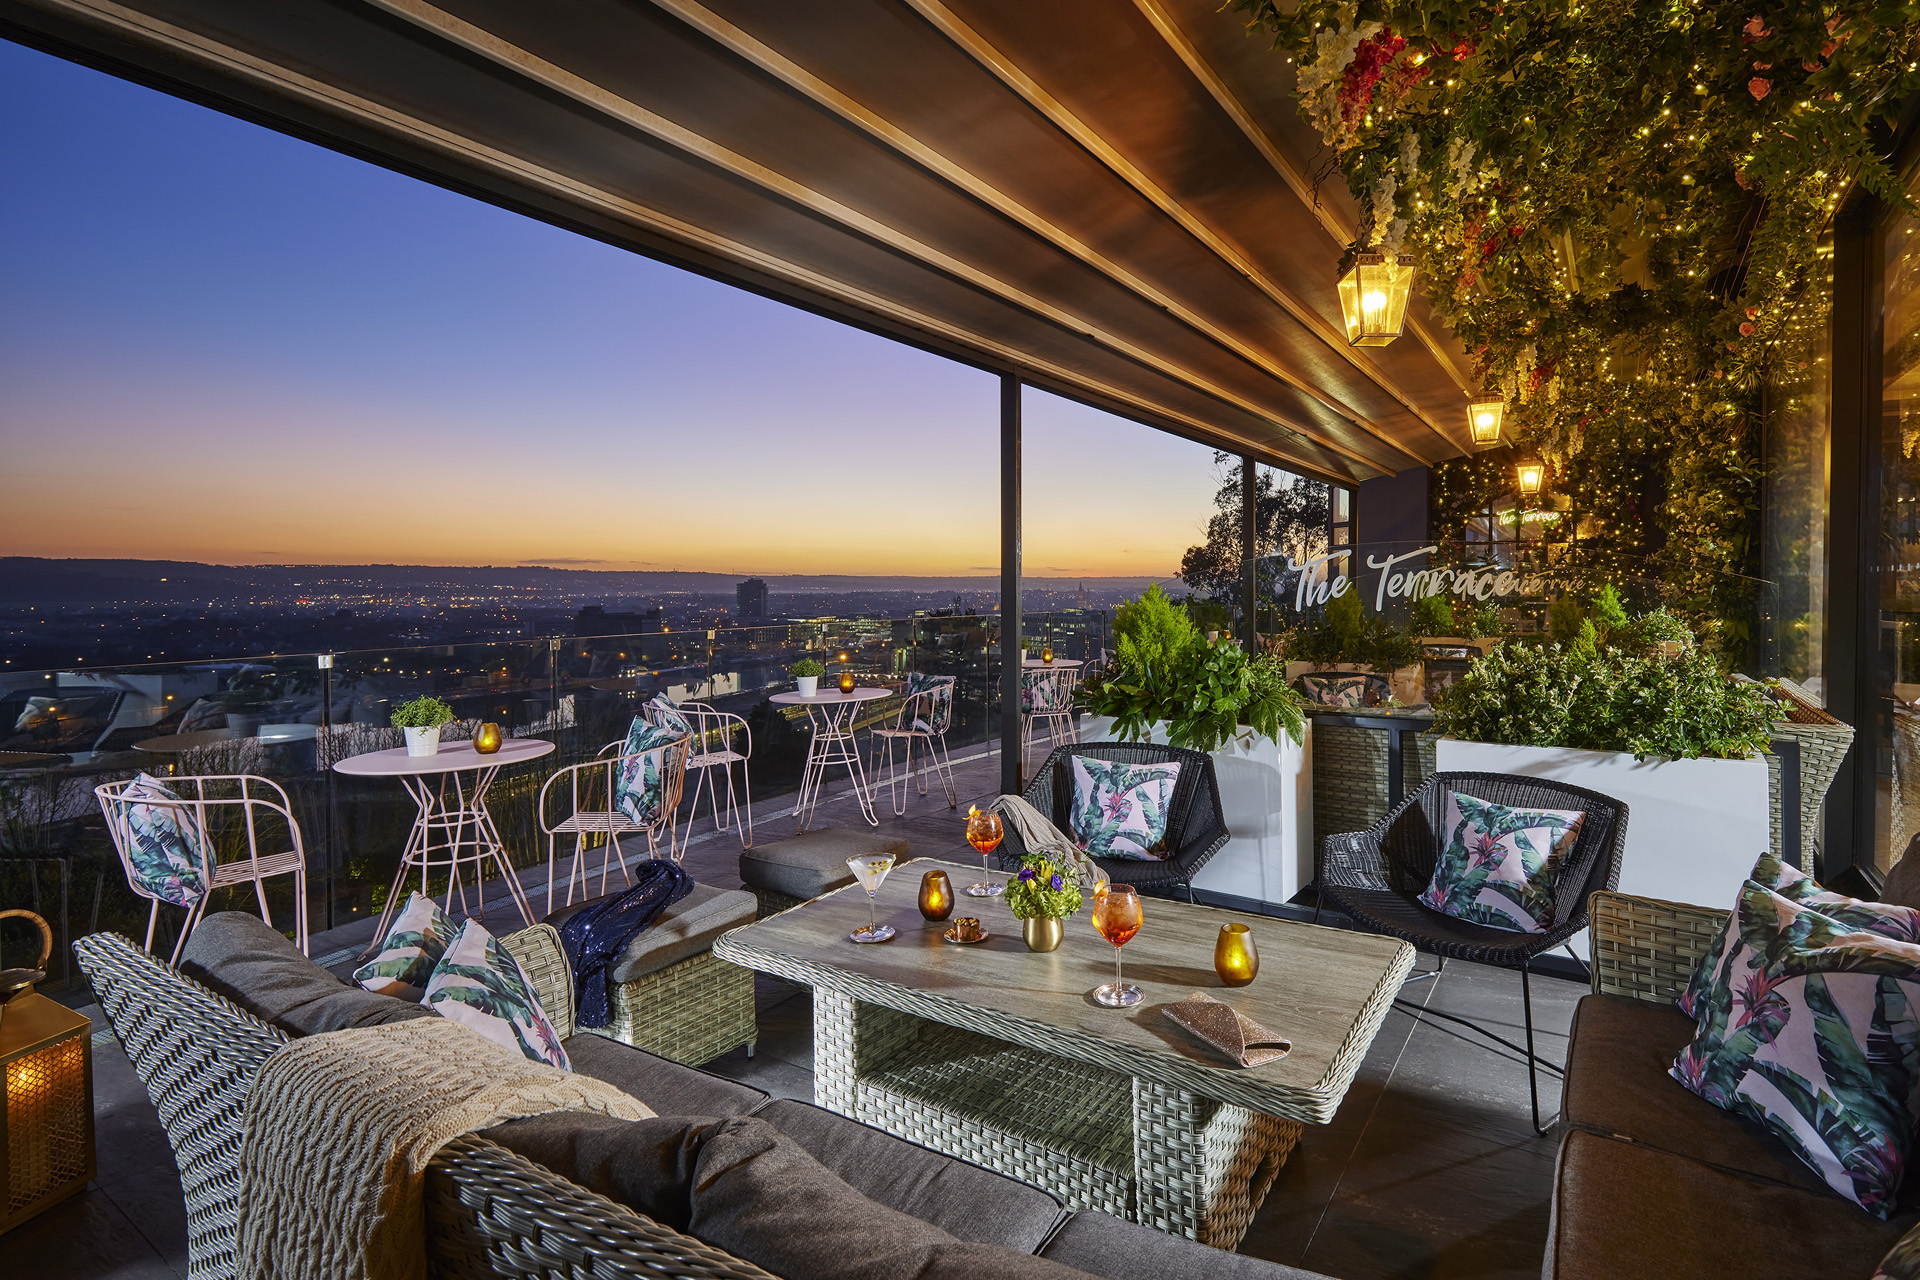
[790,658,826,679]
[390,696,455,730]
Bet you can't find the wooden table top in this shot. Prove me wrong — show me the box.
[715,858,1414,1124]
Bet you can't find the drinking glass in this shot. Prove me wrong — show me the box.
[1091,884,1143,1007]
[847,854,896,943]
[963,806,1004,897]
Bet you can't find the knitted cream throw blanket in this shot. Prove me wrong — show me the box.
[234,1018,653,1280]
[989,794,1108,892]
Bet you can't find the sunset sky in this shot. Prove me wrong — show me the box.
[0,39,1239,580]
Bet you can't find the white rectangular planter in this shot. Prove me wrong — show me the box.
[1435,739,1770,957]
[1082,716,1313,906]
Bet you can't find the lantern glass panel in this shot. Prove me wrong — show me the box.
[1468,397,1505,445]
[1337,253,1416,346]
[1516,460,1546,496]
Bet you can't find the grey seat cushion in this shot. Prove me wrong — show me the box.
[1041,1210,1324,1279]
[563,1030,766,1118]
[1561,992,1905,1203]
[1546,1129,1912,1280]
[755,1098,1064,1252]
[544,882,758,983]
[179,911,433,1035]
[483,1112,1086,1280]
[740,827,911,899]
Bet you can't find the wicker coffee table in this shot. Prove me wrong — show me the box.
[713,859,1413,1249]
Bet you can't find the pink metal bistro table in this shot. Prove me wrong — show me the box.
[770,686,892,830]
[333,737,554,949]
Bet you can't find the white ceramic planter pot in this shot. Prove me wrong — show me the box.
[795,676,819,698]
[1435,738,1771,958]
[1082,716,1312,907]
[403,725,442,757]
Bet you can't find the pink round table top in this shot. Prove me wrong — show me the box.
[769,686,893,707]
[330,737,555,776]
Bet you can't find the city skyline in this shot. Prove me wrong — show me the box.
[0,39,1240,580]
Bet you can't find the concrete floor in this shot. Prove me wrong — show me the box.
[9,744,1579,1279]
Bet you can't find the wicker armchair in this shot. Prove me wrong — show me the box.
[996,742,1229,901]
[1314,770,1629,1134]
[72,930,776,1280]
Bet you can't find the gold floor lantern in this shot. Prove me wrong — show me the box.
[1337,252,1417,346]
[1468,396,1505,445]
[1,909,94,1233]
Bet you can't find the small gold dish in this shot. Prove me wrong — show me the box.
[944,918,989,945]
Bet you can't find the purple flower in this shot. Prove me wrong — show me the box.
[1018,868,1037,884]
[1049,873,1064,891]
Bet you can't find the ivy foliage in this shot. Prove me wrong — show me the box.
[1232,0,1920,660]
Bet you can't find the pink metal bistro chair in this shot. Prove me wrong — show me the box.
[871,673,958,815]
[95,772,310,961]
[643,694,754,849]
[537,721,690,912]
[1021,663,1083,769]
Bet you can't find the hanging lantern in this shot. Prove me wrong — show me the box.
[1336,252,1417,347]
[1515,457,1547,497]
[1468,396,1505,446]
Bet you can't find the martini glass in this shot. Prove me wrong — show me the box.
[964,806,1004,897]
[847,853,897,943]
[1092,883,1143,1007]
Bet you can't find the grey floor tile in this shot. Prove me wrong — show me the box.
[4,1188,184,1279]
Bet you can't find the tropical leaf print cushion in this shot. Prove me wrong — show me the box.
[646,694,693,737]
[1068,757,1181,861]
[1874,1221,1920,1280]
[1417,791,1584,934]
[117,773,209,907]
[1670,880,1920,1217]
[901,672,955,734]
[613,718,684,827]
[1295,673,1372,708]
[1678,852,1920,1019]
[353,891,457,1000]
[422,919,571,1070]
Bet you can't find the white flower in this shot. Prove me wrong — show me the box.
[1297,21,1382,150]
[1445,137,1478,199]
[1371,171,1399,245]
[1399,129,1421,180]
[1382,217,1409,253]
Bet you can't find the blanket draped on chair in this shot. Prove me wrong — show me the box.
[234,1017,652,1280]
[555,858,693,1027]
[989,794,1107,890]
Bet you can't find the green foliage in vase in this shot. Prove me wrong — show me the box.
[1409,592,1456,637]
[789,658,825,678]
[1004,854,1085,920]
[1080,635,1307,752]
[1231,0,1920,660]
[390,696,455,730]
[1434,609,1774,760]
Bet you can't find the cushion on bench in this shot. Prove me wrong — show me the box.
[563,1031,766,1118]
[1041,1209,1325,1280]
[180,911,433,1035]
[1546,1129,1914,1280]
[545,882,757,983]
[1562,992,1920,1204]
[755,1097,1064,1253]
[740,827,911,901]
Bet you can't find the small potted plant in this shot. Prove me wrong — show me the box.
[391,695,455,756]
[1004,853,1085,952]
[791,658,825,698]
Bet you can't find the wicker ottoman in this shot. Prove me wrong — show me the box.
[545,882,758,1065]
[740,827,912,917]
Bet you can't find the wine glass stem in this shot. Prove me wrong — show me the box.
[1113,945,1123,991]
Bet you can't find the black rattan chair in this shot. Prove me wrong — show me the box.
[996,742,1229,902]
[1315,770,1628,1134]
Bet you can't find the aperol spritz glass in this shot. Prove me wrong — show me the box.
[964,805,1004,897]
[1092,883,1143,1007]
[847,853,896,943]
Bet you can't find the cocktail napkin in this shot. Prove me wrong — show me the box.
[1163,992,1291,1067]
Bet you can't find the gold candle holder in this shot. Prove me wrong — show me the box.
[838,671,857,695]
[918,869,954,921]
[1214,923,1258,987]
[473,722,503,754]
[1041,645,1053,664]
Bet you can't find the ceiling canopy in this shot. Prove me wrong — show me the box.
[4,0,1478,482]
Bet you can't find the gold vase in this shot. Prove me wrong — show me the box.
[918,869,954,921]
[473,722,503,755]
[1021,916,1064,952]
[1214,923,1258,987]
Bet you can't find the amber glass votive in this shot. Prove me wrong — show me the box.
[473,722,503,755]
[1041,645,1053,664]
[838,671,857,695]
[1214,923,1258,987]
[918,869,954,921]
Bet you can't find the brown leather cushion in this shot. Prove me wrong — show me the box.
[1546,1130,1913,1280]
[1563,992,1858,1199]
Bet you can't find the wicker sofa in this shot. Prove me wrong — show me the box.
[78,912,1331,1280]
[1551,890,1920,1278]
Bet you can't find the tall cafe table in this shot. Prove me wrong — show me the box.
[769,686,892,830]
[333,737,554,947]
